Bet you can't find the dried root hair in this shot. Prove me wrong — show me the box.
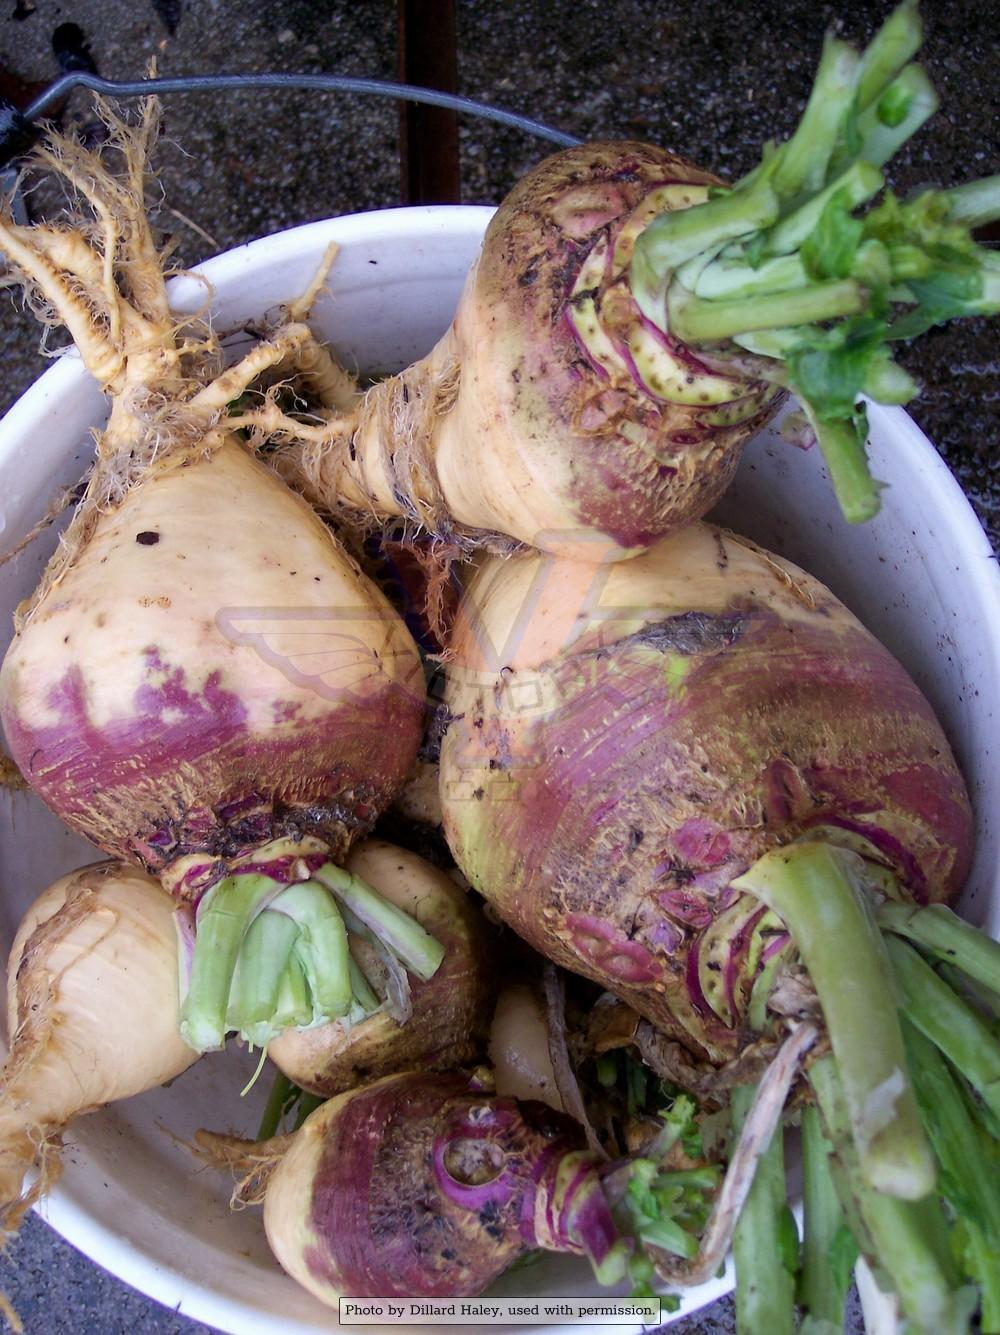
[1,95,488,637]
[0,1133,63,1243]
[190,1128,293,1209]
[0,100,349,624]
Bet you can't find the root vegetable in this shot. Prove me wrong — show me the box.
[439,523,1000,1326]
[0,861,197,1227]
[0,105,429,1054]
[229,1061,773,1305]
[440,522,971,1067]
[275,1,998,555]
[281,141,764,562]
[488,980,565,1111]
[267,840,495,1098]
[262,1070,622,1302]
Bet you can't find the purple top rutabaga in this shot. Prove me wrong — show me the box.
[0,443,426,898]
[287,141,784,562]
[441,524,972,1065]
[0,105,433,1056]
[263,1070,615,1301]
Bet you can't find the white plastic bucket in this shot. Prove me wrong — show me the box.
[0,206,997,1334]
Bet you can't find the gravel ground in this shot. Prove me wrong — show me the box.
[0,0,997,1331]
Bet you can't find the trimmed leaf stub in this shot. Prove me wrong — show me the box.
[565,186,774,439]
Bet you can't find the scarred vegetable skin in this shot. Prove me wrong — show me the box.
[0,443,425,893]
[264,1070,612,1301]
[285,143,782,560]
[440,523,972,1064]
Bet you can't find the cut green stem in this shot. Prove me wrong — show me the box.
[180,872,283,1052]
[227,910,301,1046]
[257,1069,294,1141]
[634,177,779,278]
[617,0,998,530]
[808,1055,974,1335]
[937,960,1000,1019]
[800,1104,856,1332]
[856,0,923,111]
[314,862,444,981]
[854,65,939,169]
[733,843,935,1199]
[902,1018,1000,1245]
[771,36,861,199]
[271,950,313,1034]
[885,934,1000,1121]
[800,404,883,524]
[733,327,809,359]
[903,1018,1000,1331]
[964,1223,1000,1334]
[877,900,1000,995]
[667,279,864,344]
[694,252,809,302]
[177,857,440,1054]
[731,1082,796,1335]
[270,880,352,1021]
[943,175,1000,228]
[765,160,884,257]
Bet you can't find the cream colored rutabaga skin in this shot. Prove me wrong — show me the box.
[267,840,495,1097]
[283,142,782,560]
[440,523,973,1065]
[0,862,197,1225]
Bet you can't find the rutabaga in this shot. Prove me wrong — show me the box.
[262,1070,624,1301]
[208,1064,731,1305]
[0,104,432,1055]
[438,523,1000,1329]
[0,862,198,1228]
[266,840,495,1097]
[274,0,998,556]
[440,522,971,1065]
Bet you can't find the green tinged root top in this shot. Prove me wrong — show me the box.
[630,0,1000,525]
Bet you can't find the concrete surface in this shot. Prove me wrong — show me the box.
[0,0,996,1331]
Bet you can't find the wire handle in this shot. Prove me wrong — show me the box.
[3,70,580,169]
